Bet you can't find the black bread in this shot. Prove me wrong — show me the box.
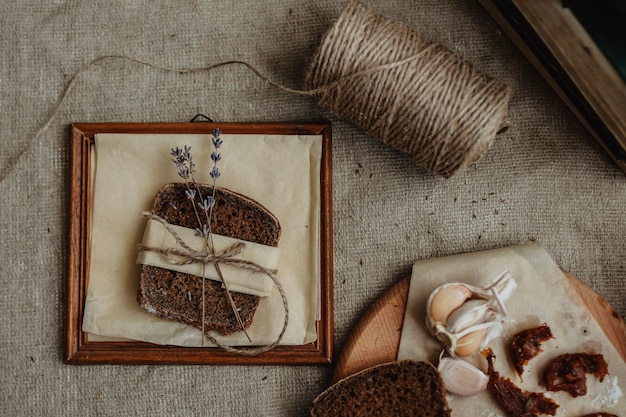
[137,182,281,336]
[310,361,451,417]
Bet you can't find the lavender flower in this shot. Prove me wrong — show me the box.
[208,129,222,181]
[171,145,196,181]
[168,129,249,341]
[198,196,215,211]
[185,189,196,200]
[168,128,224,235]
[212,128,222,147]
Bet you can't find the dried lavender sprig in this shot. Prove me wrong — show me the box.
[205,128,221,224]
[171,146,203,229]
[200,129,251,342]
[170,145,197,181]
[170,130,251,343]
[189,129,221,233]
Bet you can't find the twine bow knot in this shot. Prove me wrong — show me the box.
[138,212,288,356]
[143,239,245,267]
[138,212,279,276]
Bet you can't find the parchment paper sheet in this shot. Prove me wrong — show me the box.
[397,245,625,416]
[82,133,322,347]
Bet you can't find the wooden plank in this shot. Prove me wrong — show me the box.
[514,0,626,142]
[478,0,626,173]
[332,277,410,383]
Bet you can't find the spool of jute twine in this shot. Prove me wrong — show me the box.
[1,0,511,183]
[305,0,511,178]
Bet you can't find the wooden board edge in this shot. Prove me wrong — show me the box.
[331,277,410,383]
[332,271,626,382]
[565,272,626,363]
[477,0,626,174]
[66,341,332,366]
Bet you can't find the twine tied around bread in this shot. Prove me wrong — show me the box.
[139,212,289,356]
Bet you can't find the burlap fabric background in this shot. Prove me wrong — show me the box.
[1,0,624,416]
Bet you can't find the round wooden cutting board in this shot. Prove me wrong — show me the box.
[333,272,626,383]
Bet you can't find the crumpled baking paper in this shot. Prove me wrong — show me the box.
[398,245,625,415]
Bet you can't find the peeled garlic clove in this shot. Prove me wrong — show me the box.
[438,356,489,396]
[446,299,491,334]
[428,284,473,324]
[454,328,488,357]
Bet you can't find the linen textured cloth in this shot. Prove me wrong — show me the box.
[1,0,624,416]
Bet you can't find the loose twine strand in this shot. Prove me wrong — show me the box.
[0,0,510,184]
[140,212,289,356]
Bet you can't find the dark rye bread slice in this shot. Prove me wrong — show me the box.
[137,182,281,336]
[310,361,451,417]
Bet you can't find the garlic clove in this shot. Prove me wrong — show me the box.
[446,299,491,334]
[454,328,488,357]
[428,284,473,324]
[438,356,489,396]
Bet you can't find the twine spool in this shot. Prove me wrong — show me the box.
[2,0,510,184]
[305,0,511,178]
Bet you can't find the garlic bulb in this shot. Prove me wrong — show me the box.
[425,270,517,357]
[438,355,489,396]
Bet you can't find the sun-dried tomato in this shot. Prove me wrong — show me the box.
[580,413,618,417]
[510,323,554,378]
[483,348,559,417]
[545,353,609,397]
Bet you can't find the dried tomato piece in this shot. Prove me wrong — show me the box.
[545,353,609,397]
[483,348,559,417]
[510,323,554,378]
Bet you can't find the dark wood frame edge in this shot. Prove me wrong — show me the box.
[478,0,626,174]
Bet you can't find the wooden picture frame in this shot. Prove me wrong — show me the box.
[67,122,333,365]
